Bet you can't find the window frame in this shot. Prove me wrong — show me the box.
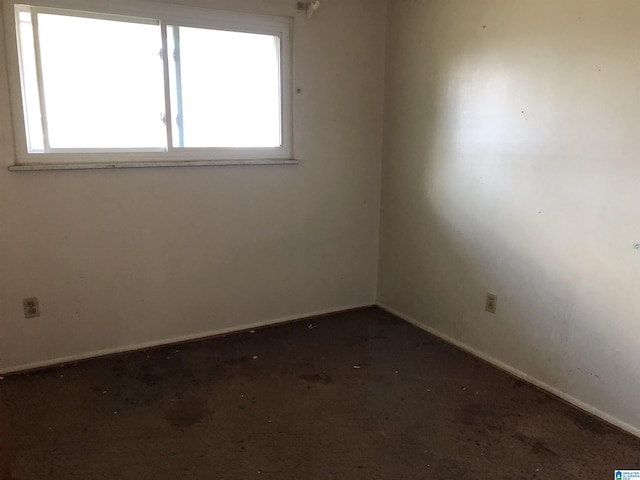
[4,0,295,170]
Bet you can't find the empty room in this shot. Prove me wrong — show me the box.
[1,0,639,478]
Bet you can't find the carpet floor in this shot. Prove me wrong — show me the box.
[1,307,639,479]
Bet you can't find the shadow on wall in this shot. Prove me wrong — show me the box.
[378,0,640,433]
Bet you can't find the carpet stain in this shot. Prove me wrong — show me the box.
[165,395,210,428]
[566,408,610,436]
[299,374,333,384]
[514,433,559,457]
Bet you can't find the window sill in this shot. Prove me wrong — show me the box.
[8,158,299,171]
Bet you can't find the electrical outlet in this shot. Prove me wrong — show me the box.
[23,297,40,318]
[485,293,497,314]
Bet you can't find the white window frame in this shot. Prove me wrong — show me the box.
[4,0,295,170]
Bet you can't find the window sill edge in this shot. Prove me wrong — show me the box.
[9,158,300,172]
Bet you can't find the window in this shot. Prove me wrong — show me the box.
[5,1,293,169]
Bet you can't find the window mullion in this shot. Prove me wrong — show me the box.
[160,22,174,151]
[172,26,185,148]
[30,10,51,152]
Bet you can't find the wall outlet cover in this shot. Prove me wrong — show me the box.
[23,297,40,318]
[486,293,497,314]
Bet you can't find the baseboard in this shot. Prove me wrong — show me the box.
[0,303,373,376]
[377,303,640,439]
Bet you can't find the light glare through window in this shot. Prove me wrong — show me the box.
[169,26,281,148]
[11,4,290,162]
[36,13,165,149]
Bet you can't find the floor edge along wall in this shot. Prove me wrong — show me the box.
[377,303,640,440]
[0,304,372,376]
[3,302,638,441]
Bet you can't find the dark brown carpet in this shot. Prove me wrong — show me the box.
[1,307,639,479]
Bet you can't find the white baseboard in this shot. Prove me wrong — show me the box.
[377,303,640,439]
[4,301,638,439]
[0,303,371,376]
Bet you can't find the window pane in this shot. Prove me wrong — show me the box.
[169,26,281,148]
[37,14,165,149]
[17,12,44,152]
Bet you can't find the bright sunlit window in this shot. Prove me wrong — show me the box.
[168,26,281,149]
[6,2,292,168]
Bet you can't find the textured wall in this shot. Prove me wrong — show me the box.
[378,0,640,435]
[0,0,386,372]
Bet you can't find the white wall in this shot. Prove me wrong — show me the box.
[5,0,638,439]
[0,0,386,372]
[378,0,640,435]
